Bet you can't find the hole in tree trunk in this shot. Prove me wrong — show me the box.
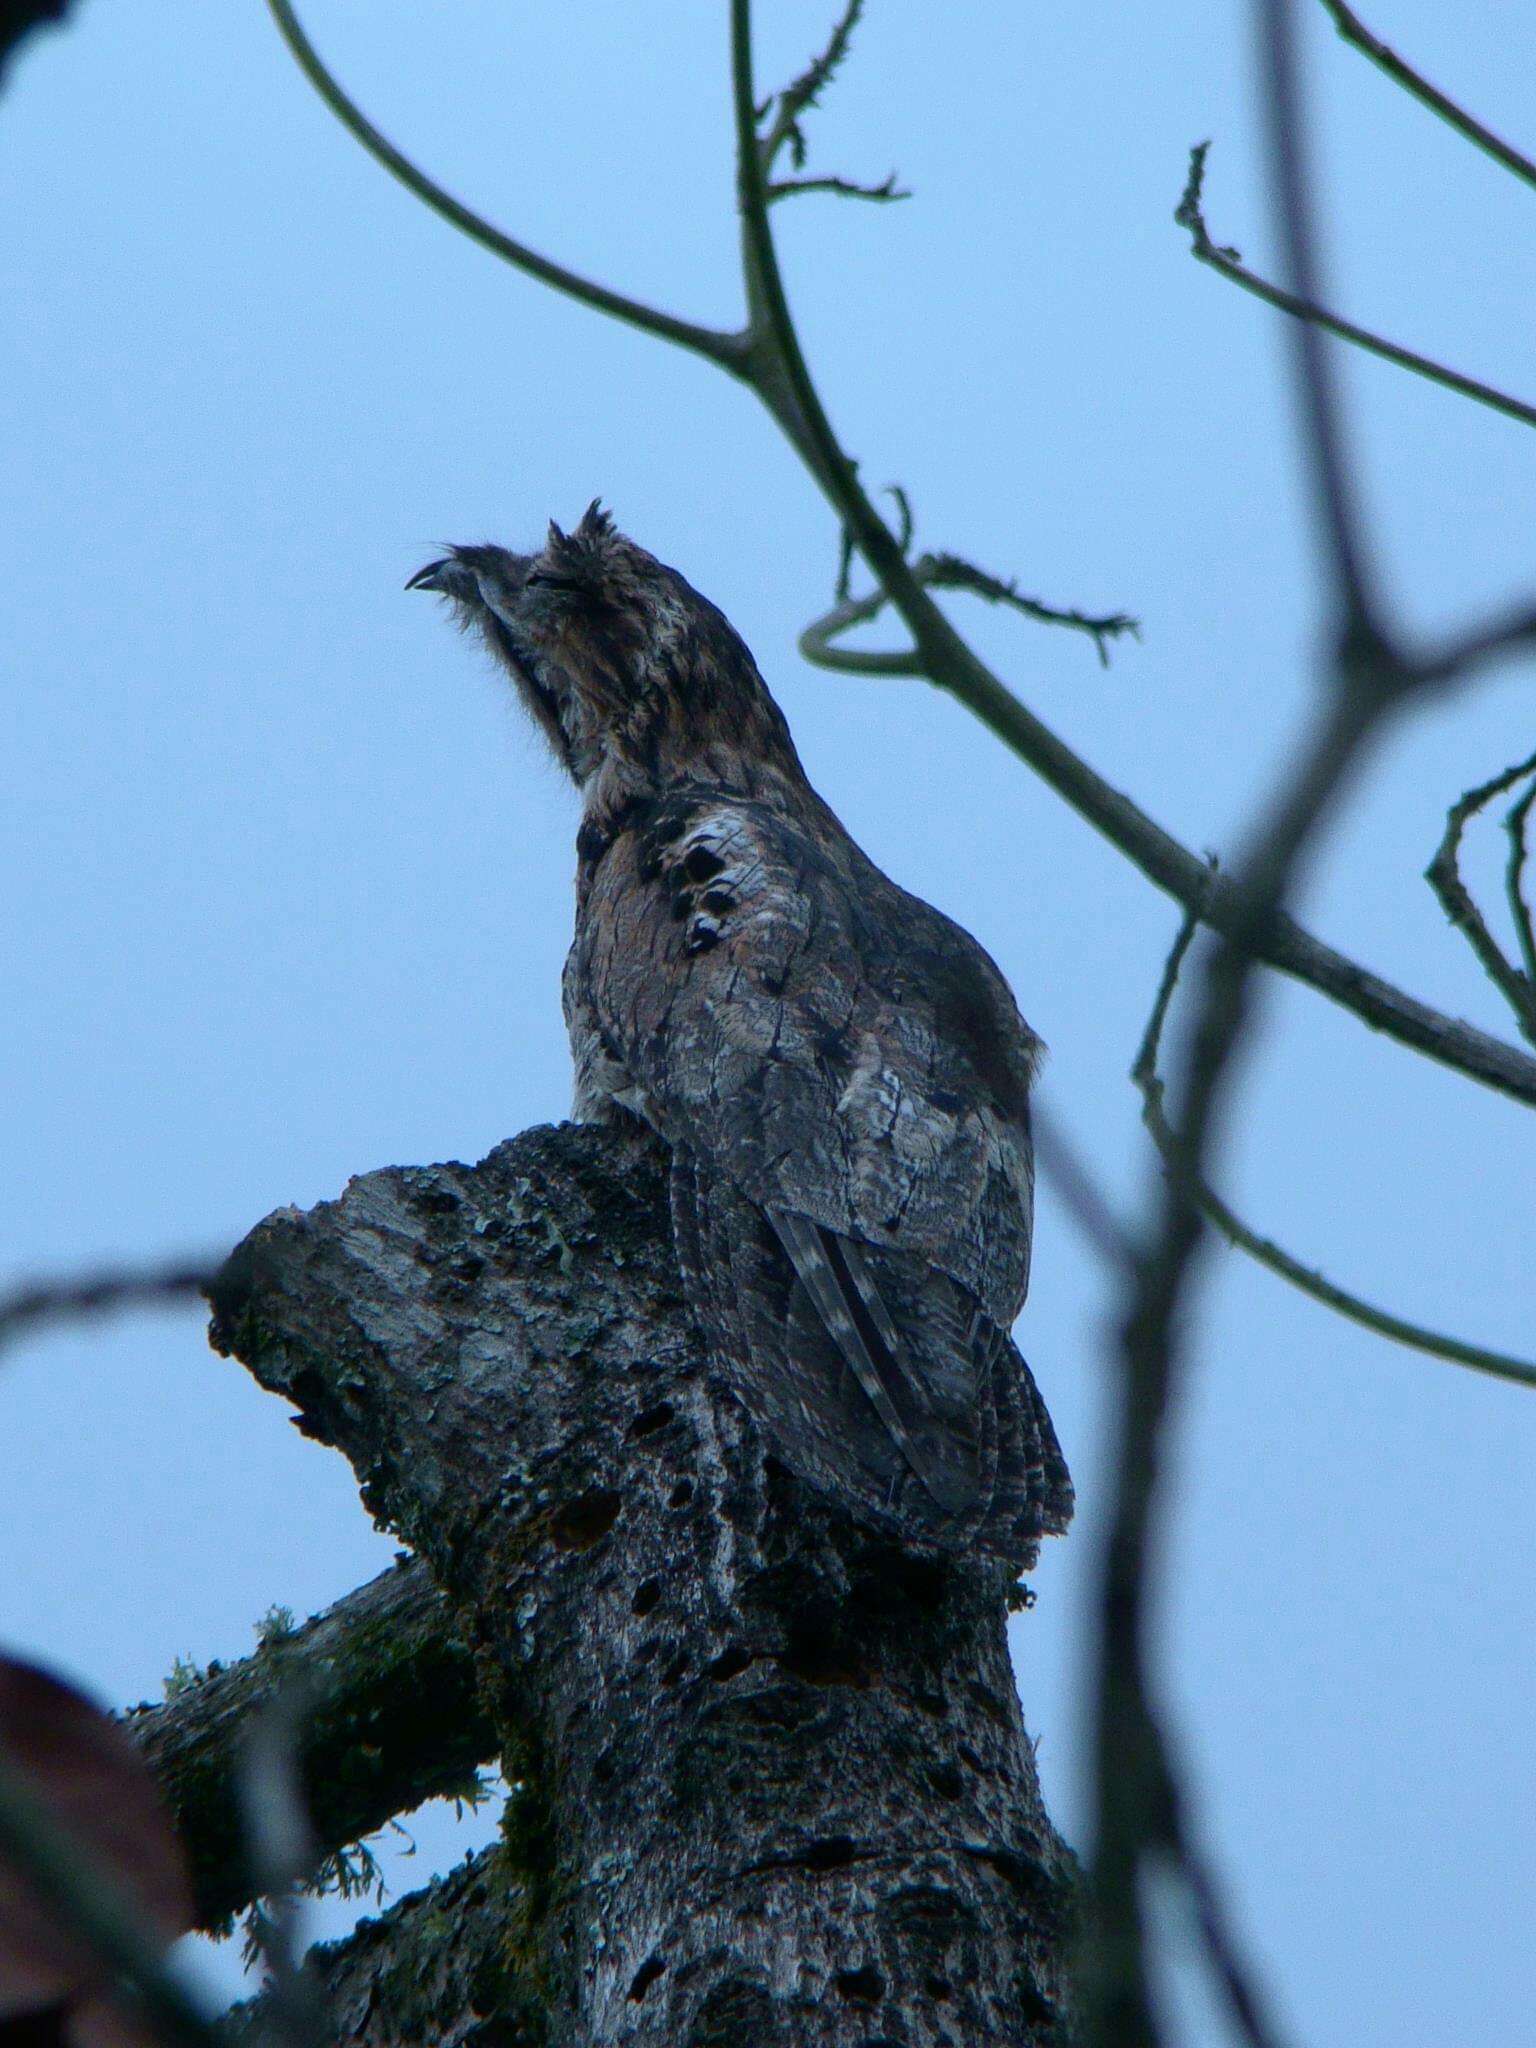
[628,1955,667,2002]
[550,1488,621,1550]
[833,1966,885,2006]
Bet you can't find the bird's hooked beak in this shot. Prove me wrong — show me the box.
[406,545,533,608]
[405,556,459,595]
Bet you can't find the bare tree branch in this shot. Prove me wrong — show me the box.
[0,1257,219,1361]
[129,1560,494,1933]
[1418,597,1536,685]
[1425,753,1536,1048]
[1135,894,1536,1390]
[1318,0,1536,193]
[263,0,748,376]
[767,171,909,205]
[1176,142,1536,435]
[1162,1770,1295,2048]
[731,5,1536,1115]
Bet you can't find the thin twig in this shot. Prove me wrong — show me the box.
[1319,0,1536,193]
[1257,0,1381,641]
[801,549,1139,672]
[264,0,747,376]
[0,1257,218,1360]
[758,0,867,174]
[924,553,1139,670]
[1506,781,1536,989]
[0,1749,222,2048]
[1425,753,1536,1048]
[806,548,1146,667]
[1176,142,1536,435]
[885,484,915,555]
[1135,896,1536,1389]
[767,171,908,205]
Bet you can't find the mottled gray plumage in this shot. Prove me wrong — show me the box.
[409,504,1072,1569]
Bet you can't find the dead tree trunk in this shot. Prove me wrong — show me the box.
[207,1119,1076,2046]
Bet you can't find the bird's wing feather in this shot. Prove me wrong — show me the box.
[771,1209,967,1513]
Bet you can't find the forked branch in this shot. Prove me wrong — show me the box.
[801,547,1138,672]
[1426,752,1536,1048]
[263,0,748,375]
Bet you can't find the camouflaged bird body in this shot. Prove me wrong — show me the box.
[566,790,1038,1329]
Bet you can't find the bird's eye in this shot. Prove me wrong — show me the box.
[525,570,580,593]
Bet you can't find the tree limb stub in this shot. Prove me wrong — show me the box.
[126,1560,494,1933]
[207,1121,1077,2046]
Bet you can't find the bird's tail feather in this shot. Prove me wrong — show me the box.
[669,1148,1071,1571]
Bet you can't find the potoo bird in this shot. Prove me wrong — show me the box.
[409,504,1072,1571]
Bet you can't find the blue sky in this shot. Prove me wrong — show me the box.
[3,2,1533,2036]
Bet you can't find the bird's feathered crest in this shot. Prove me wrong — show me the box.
[542,501,620,591]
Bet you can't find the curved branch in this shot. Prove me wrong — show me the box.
[1425,753,1536,1049]
[1506,779,1536,989]
[1319,0,1536,193]
[264,0,748,376]
[1176,142,1536,434]
[1134,897,1536,1391]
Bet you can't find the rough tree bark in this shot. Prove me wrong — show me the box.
[207,1119,1076,2046]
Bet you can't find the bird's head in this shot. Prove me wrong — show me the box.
[408,502,802,810]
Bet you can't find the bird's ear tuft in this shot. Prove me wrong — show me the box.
[576,498,614,543]
[545,502,620,589]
